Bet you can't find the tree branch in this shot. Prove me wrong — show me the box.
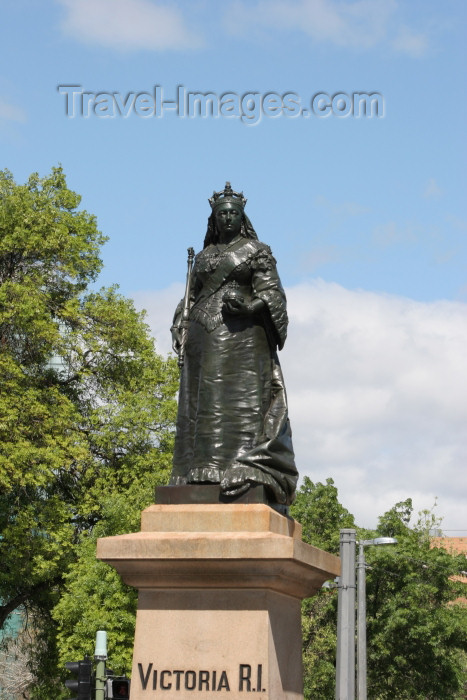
[0,578,62,630]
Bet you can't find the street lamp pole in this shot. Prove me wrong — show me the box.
[357,543,367,700]
[357,538,397,700]
[336,529,356,700]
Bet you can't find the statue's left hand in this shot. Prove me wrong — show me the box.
[223,297,265,316]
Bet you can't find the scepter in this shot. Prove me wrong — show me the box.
[177,246,195,369]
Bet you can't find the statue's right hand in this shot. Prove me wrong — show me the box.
[171,326,182,355]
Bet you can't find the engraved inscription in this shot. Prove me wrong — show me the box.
[137,664,265,692]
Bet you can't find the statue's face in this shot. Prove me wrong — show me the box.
[214,202,242,239]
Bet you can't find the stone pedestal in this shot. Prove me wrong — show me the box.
[97,503,340,699]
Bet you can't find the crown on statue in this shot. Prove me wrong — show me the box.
[209,182,247,211]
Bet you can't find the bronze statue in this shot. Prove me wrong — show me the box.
[170,183,298,505]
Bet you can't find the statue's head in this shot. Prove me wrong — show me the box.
[209,181,247,213]
[204,182,257,247]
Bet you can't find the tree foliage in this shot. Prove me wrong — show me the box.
[292,486,467,700]
[365,500,467,699]
[0,167,178,697]
[52,493,141,681]
[291,476,355,555]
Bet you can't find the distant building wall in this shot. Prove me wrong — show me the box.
[431,537,467,604]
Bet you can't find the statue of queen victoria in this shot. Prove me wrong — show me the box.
[170,183,298,505]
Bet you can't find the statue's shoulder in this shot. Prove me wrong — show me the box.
[248,240,277,270]
[194,245,217,267]
[195,245,212,259]
[244,239,273,256]
[255,240,273,254]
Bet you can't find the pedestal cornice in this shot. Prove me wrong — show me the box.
[97,504,340,599]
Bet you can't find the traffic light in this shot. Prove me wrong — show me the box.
[106,677,131,698]
[64,657,92,700]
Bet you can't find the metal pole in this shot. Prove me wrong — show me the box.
[357,543,367,700]
[336,529,356,700]
[95,659,106,700]
[356,537,397,698]
[94,630,107,700]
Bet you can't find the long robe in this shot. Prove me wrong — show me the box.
[170,234,298,504]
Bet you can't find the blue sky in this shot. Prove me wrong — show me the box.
[1,0,466,531]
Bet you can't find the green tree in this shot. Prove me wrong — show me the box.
[291,476,355,554]
[52,492,142,681]
[365,500,467,699]
[291,484,467,700]
[0,167,178,697]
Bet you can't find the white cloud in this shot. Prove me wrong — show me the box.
[283,281,467,530]
[372,220,419,247]
[132,283,184,357]
[57,0,203,51]
[55,0,429,55]
[225,0,429,55]
[0,99,26,124]
[447,214,467,234]
[132,280,467,532]
[392,25,429,57]
[423,177,443,200]
[314,194,370,218]
[302,245,341,272]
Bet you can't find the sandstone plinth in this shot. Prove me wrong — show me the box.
[97,503,340,699]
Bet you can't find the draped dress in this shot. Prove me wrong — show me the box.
[170,233,298,505]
